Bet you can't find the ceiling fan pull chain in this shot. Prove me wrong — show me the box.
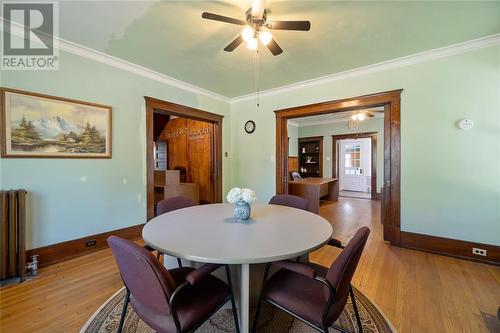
[255,47,260,108]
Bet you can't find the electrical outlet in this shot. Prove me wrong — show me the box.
[85,240,97,247]
[472,248,487,256]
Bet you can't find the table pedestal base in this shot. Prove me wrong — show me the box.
[163,256,271,333]
[240,263,250,333]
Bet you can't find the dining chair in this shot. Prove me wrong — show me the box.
[252,227,370,333]
[268,194,308,211]
[146,196,197,266]
[157,196,196,216]
[108,236,240,333]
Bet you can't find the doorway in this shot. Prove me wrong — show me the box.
[332,132,377,200]
[275,90,402,245]
[145,97,223,221]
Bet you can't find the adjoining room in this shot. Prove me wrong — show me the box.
[287,107,383,203]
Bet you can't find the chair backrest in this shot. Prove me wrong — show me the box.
[290,171,302,181]
[268,194,308,211]
[157,196,196,216]
[325,227,370,305]
[107,236,176,315]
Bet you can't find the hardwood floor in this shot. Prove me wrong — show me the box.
[1,198,499,333]
[311,198,500,333]
[339,190,371,199]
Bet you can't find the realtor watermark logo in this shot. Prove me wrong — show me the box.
[1,1,59,70]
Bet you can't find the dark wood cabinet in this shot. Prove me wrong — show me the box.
[298,136,323,178]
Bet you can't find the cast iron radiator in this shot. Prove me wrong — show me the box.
[0,189,27,282]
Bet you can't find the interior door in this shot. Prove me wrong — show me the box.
[340,141,365,191]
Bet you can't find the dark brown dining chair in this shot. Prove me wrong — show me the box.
[252,227,370,333]
[157,196,196,216]
[108,236,240,333]
[147,196,197,266]
[269,194,308,211]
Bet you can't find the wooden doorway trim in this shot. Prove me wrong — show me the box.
[332,132,378,200]
[145,97,223,221]
[275,89,402,245]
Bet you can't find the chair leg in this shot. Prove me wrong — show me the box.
[252,263,271,333]
[225,265,240,333]
[176,257,183,268]
[350,286,363,333]
[118,288,130,333]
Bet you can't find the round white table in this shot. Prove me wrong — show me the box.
[142,203,332,333]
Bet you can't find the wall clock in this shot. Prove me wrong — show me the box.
[245,120,256,134]
[348,120,360,129]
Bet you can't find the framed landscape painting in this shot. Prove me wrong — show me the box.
[1,88,112,158]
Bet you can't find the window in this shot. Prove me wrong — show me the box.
[344,144,361,175]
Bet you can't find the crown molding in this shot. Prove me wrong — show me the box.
[288,120,299,127]
[231,33,500,103]
[0,18,230,103]
[2,15,498,105]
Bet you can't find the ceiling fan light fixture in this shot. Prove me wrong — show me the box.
[247,37,258,50]
[251,0,266,18]
[259,30,272,45]
[241,26,254,42]
[357,113,366,121]
[351,114,358,121]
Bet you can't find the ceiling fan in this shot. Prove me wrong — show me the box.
[347,110,384,121]
[202,0,311,56]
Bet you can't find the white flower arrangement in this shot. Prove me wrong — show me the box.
[226,187,257,204]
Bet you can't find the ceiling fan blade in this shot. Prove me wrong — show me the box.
[267,20,311,31]
[224,35,244,52]
[267,38,283,56]
[251,0,267,18]
[365,112,376,118]
[202,12,246,26]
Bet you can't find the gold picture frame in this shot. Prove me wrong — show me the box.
[1,88,112,158]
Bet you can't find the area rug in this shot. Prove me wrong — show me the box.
[81,287,395,333]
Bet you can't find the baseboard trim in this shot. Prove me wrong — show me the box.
[400,231,499,266]
[26,224,144,268]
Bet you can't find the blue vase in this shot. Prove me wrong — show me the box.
[233,200,251,220]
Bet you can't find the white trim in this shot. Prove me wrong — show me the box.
[2,15,498,103]
[231,33,500,103]
[0,18,230,103]
[288,120,299,127]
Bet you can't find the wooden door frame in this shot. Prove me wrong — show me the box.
[145,97,223,221]
[332,132,378,200]
[275,89,402,245]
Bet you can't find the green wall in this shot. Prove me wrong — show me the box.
[298,118,384,192]
[0,44,232,249]
[1,38,498,249]
[231,45,500,245]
